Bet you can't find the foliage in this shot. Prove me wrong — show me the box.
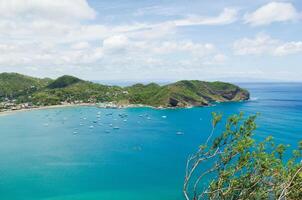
[184,113,302,200]
[0,72,50,100]
[47,75,82,89]
[0,73,249,107]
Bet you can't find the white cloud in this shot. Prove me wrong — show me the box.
[174,8,238,26]
[150,41,215,55]
[71,42,91,50]
[274,41,302,56]
[99,37,226,70]
[0,0,232,78]
[233,34,279,55]
[233,34,302,56]
[212,54,227,64]
[0,0,96,20]
[103,35,129,51]
[244,2,300,26]
[0,41,103,67]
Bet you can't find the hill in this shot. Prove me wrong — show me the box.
[0,73,249,108]
[47,75,82,89]
[126,80,249,107]
[0,73,51,100]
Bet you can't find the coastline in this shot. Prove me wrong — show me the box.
[0,103,96,116]
[0,100,249,116]
[0,102,152,116]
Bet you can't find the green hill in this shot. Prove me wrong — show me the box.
[0,73,249,107]
[47,75,82,89]
[125,80,249,107]
[0,73,51,100]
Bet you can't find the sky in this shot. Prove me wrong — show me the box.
[0,0,301,82]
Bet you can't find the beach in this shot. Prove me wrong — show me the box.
[0,103,96,116]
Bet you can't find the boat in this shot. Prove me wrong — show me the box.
[162,115,167,118]
[176,131,184,135]
[119,113,128,118]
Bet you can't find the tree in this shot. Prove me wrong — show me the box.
[184,113,302,200]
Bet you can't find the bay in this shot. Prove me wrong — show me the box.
[0,83,301,200]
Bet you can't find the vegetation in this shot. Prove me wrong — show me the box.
[0,73,51,100]
[0,73,249,107]
[47,75,82,89]
[184,113,302,200]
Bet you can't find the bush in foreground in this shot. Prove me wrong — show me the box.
[184,113,302,200]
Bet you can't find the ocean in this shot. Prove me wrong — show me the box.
[0,83,301,200]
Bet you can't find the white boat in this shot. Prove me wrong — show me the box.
[176,131,184,135]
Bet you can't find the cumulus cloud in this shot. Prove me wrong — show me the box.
[244,2,300,26]
[233,34,302,56]
[0,41,103,67]
[99,36,225,67]
[0,0,232,78]
[233,34,279,55]
[274,41,302,56]
[103,35,129,52]
[0,0,96,20]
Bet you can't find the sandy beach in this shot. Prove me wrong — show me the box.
[0,103,96,116]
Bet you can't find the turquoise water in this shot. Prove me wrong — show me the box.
[0,83,301,200]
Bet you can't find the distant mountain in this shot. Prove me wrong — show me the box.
[0,73,249,108]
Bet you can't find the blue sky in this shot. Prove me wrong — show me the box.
[0,0,301,81]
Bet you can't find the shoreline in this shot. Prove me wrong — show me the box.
[0,102,188,116]
[0,100,248,116]
[0,103,154,116]
[0,103,96,116]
